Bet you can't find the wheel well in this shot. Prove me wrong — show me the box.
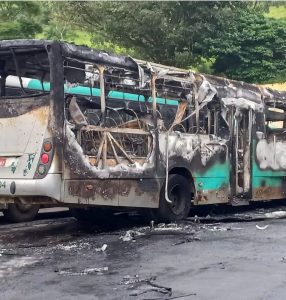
[169,167,195,192]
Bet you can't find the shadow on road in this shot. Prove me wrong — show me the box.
[1,198,286,247]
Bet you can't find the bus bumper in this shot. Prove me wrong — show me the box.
[0,174,61,201]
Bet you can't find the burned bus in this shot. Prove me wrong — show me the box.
[0,39,286,222]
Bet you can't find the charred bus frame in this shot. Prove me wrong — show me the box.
[1,39,286,222]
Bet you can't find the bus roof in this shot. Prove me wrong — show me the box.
[0,39,285,105]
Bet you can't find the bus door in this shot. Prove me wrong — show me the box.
[232,108,252,202]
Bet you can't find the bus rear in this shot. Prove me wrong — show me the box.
[0,40,62,222]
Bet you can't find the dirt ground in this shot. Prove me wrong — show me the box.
[1,205,286,300]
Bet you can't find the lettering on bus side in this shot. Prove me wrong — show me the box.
[23,153,36,177]
[0,181,6,189]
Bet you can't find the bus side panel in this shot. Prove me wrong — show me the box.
[0,102,50,180]
[118,179,161,208]
[193,161,230,205]
[160,133,231,205]
[252,139,286,201]
[63,179,161,208]
[64,179,119,206]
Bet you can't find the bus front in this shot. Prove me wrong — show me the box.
[0,40,63,222]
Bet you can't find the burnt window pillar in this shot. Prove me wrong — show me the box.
[0,74,6,97]
[46,42,64,162]
[96,65,106,125]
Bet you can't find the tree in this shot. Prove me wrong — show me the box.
[0,1,42,39]
[54,1,286,83]
[1,1,285,84]
[53,1,250,65]
[205,8,286,83]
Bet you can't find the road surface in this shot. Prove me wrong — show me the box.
[1,205,286,300]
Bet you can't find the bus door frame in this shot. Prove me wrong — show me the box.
[231,107,253,202]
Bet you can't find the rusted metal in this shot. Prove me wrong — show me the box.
[69,96,88,127]
[252,186,285,201]
[108,133,135,164]
[151,73,157,120]
[102,133,107,169]
[97,65,106,123]
[96,132,106,167]
[107,133,120,164]
[196,187,229,205]
[118,178,160,207]
[82,125,150,136]
[66,178,161,208]
[0,96,49,118]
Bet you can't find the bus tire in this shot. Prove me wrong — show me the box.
[156,174,192,222]
[3,203,40,223]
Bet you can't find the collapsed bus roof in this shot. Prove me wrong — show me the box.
[0,39,285,104]
[0,39,138,71]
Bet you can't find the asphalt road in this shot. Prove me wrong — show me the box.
[1,206,286,300]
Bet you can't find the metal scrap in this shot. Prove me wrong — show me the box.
[264,211,286,219]
[55,266,108,276]
[95,243,108,252]
[256,225,269,230]
[186,207,286,224]
[56,242,90,251]
[119,223,196,242]
[120,230,145,242]
[121,275,172,298]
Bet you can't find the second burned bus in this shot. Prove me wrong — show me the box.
[0,39,286,222]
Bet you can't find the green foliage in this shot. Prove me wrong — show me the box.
[266,4,286,19]
[54,2,247,64]
[53,1,286,83]
[205,9,286,83]
[0,1,42,39]
[35,2,131,56]
[0,1,285,84]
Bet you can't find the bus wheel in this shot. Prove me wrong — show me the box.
[156,174,192,222]
[3,203,40,223]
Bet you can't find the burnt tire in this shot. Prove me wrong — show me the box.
[154,174,192,222]
[3,203,40,223]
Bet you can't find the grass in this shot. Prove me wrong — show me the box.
[266,5,286,20]
[262,82,286,91]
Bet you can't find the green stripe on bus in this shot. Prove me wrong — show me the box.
[193,161,230,191]
[27,79,179,106]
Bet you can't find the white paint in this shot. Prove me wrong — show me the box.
[221,97,263,112]
[256,139,286,170]
[5,75,32,88]
[196,78,217,104]
[159,132,227,167]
